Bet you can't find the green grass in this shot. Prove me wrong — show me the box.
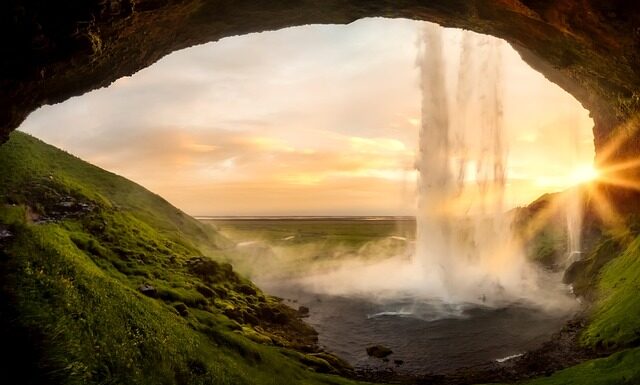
[0,132,362,385]
[582,233,640,348]
[1,225,360,385]
[209,218,413,248]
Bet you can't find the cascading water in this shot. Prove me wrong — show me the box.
[566,116,584,264]
[415,23,454,292]
[415,24,544,305]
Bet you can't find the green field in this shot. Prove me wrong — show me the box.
[204,218,414,280]
[207,218,415,248]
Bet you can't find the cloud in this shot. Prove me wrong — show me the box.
[44,122,415,215]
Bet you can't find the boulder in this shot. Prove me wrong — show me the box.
[173,303,189,317]
[186,257,220,276]
[186,257,238,283]
[366,345,393,359]
[298,306,310,317]
[137,284,158,298]
[258,305,288,324]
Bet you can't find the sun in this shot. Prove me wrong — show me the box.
[569,164,599,185]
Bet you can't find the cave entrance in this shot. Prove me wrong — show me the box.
[16,18,595,375]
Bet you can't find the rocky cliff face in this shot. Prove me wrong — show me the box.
[1,1,639,162]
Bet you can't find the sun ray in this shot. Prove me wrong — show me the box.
[597,175,640,192]
[597,157,640,176]
[594,114,640,167]
[585,183,627,231]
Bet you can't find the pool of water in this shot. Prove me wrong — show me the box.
[261,281,575,375]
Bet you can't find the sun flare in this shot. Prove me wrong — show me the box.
[569,164,599,185]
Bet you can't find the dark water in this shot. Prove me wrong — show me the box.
[261,282,574,375]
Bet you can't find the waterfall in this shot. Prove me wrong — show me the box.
[565,189,583,263]
[566,115,584,264]
[415,23,453,291]
[415,24,529,304]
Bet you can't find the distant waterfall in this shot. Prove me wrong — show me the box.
[565,189,583,263]
[566,116,583,264]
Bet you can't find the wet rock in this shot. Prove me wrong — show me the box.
[298,305,310,317]
[366,345,393,359]
[173,303,189,317]
[137,283,157,298]
[0,227,14,247]
[258,306,288,324]
[0,228,13,239]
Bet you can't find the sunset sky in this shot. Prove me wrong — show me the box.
[19,18,594,216]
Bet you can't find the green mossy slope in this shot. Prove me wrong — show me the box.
[582,233,640,349]
[0,132,359,385]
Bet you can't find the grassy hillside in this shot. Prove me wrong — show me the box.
[0,132,360,385]
[581,232,640,349]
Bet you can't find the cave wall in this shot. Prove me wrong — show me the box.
[1,0,639,164]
